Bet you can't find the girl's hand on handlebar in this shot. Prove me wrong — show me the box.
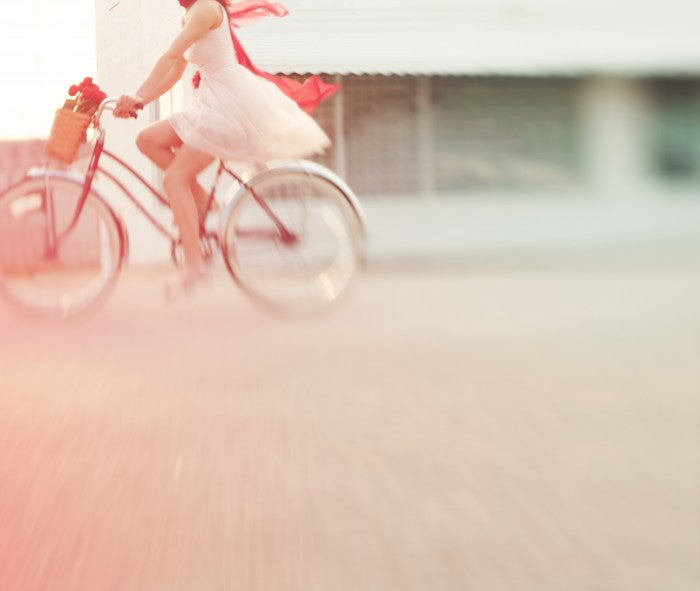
[114,94,144,119]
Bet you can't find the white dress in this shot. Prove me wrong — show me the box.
[169,4,331,163]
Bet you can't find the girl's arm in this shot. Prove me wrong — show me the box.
[115,1,222,116]
[140,59,188,103]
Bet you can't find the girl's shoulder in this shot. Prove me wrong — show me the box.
[183,0,224,27]
[193,0,224,15]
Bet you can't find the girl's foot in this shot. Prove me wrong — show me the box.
[163,267,213,302]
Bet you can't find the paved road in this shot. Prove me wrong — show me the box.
[0,261,698,590]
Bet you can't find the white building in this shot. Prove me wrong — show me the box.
[94,0,700,263]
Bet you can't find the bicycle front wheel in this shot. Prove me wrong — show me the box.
[221,166,366,316]
[0,175,125,319]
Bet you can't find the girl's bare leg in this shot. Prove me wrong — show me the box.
[163,145,215,278]
[136,120,211,219]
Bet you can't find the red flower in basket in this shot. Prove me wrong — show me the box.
[62,77,108,117]
[192,70,201,89]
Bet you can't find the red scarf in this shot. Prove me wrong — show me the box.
[180,0,338,115]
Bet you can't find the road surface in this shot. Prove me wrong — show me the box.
[0,260,698,590]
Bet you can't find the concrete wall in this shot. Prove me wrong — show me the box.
[0,140,47,193]
[94,1,192,263]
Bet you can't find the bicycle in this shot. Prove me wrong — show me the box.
[0,97,366,320]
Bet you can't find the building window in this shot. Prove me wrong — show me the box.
[313,74,583,198]
[343,75,420,197]
[651,78,700,183]
[433,77,582,192]
[299,75,586,197]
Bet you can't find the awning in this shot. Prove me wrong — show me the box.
[237,2,700,76]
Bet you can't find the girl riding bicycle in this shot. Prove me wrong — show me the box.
[114,0,337,295]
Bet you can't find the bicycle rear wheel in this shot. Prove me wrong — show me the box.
[221,166,365,316]
[0,175,125,319]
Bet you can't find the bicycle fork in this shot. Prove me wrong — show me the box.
[43,130,106,258]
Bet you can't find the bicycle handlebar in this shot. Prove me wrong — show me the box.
[94,96,144,125]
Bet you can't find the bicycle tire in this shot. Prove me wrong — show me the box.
[220,162,366,317]
[0,173,126,319]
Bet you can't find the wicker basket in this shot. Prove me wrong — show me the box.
[45,108,92,164]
